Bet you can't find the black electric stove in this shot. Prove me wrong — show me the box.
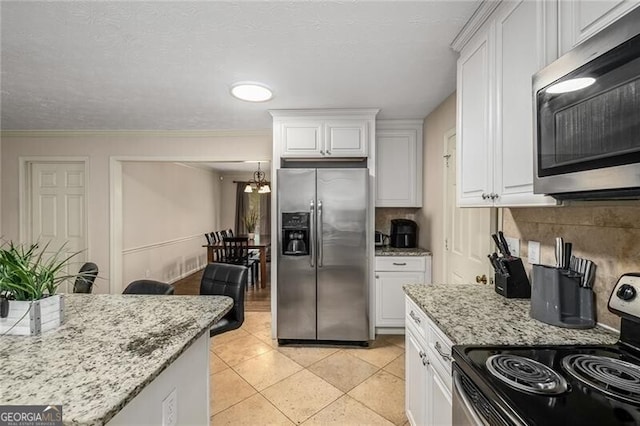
[452,273,640,426]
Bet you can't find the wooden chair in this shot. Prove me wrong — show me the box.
[221,237,258,288]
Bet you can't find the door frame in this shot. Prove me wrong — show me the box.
[19,156,91,258]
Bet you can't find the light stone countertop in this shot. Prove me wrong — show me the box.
[375,246,431,256]
[0,294,233,426]
[404,283,618,346]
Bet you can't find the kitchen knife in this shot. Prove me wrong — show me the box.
[492,234,505,256]
[563,243,572,270]
[498,231,512,258]
[569,255,577,273]
[586,262,596,288]
[555,237,563,269]
[488,254,498,272]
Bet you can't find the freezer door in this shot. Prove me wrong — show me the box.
[277,169,317,340]
[316,168,369,341]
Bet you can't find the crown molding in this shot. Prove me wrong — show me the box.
[0,129,272,138]
[269,108,380,118]
[451,0,502,52]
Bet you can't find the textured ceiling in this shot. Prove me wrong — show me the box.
[1,1,479,131]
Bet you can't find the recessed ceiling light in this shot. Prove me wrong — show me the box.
[230,82,273,102]
[546,77,596,94]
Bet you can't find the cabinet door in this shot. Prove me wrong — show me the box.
[405,328,429,426]
[376,129,421,207]
[376,272,425,327]
[457,25,494,207]
[324,121,367,157]
[493,0,557,207]
[429,369,452,426]
[559,0,640,55]
[281,121,324,157]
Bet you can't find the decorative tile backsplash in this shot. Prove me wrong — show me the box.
[503,205,640,329]
[375,208,419,236]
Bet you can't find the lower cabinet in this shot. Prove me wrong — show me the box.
[405,296,453,426]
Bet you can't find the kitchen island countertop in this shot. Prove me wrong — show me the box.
[404,284,618,346]
[0,294,232,425]
[375,246,431,256]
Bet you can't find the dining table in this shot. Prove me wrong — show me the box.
[203,234,271,288]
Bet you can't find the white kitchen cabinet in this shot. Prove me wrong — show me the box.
[405,296,453,426]
[375,256,431,328]
[559,0,640,55]
[271,109,377,158]
[375,120,423,207]
[454,0,557,207]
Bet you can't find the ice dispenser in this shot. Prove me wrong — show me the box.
[281,212,310,256]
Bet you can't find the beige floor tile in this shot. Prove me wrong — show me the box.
[234,349,304,391]
[211,393,295,426]
[346,341,404,368]
[210,352,229,375]
[262,369,343,424]
[383,353,405,379]
[214,334,273,366]
[250,323,277,344]
[348,370,406,425]
[303,395,394,426]
[308,350,379,392]
[212,327,250,346]
[242,312,273,333]
[210,368,257,415]
[277,345,339,367]
[380,334,405,349]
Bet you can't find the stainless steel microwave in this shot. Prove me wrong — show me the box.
[533,7,640,200]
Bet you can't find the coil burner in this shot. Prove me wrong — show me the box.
[486,354,569,395]
[562,354,640,405]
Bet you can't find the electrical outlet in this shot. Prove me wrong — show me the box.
[145,269,151,278]
[528,241,541,264]
[162,388,177,426]
[504,237,520,257]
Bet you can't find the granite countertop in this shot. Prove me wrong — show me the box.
[0,294,233,426]
[375,246,431,256]
[404,284,618,346]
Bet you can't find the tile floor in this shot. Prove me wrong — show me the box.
[209,312,407,425]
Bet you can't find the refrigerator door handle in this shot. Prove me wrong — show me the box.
[318,200,323,268]
[309,200,315,268]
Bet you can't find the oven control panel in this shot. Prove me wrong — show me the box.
[609,273,640,318]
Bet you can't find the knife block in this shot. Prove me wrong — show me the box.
[530,265,595,329]
[494,257,531,299]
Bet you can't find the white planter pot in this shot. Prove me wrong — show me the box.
[0,294,65,336]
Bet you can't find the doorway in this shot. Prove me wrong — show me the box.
[442,130,496,285]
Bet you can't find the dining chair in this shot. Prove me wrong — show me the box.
[199,262,247,336]
[73,262,99,293]
[221,237,258,287]
[204,233,212,245]
[123,280,175,295]
[227,229,234,237]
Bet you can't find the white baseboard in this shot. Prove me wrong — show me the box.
[168,265,206,285]
[375,327,405,335]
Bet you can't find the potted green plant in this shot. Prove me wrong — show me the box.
[0,240,83,335]
[243,210,260,240]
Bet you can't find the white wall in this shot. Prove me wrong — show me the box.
[416,92,456,283]
[0,131,272,293]
[122,162,221,285]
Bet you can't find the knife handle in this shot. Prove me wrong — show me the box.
[498,231,511,257]
[492,234,504,255]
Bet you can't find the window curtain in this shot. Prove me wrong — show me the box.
[259,192,271,235]
[235,182,271,236]
[234,184,249,235]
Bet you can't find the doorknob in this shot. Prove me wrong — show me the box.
[476,274,488,285]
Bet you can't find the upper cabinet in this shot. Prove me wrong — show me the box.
[559,0,640,55]
[454,0,557,207]
[271,109,378,158]
[375,120,423,207]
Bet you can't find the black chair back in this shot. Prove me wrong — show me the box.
[200,263,247,336]
[210,232,218,243]
[227,229,234,237]
[73,262,99,293]
[123,280,175,295]
[204,233,213,245]
[223,237,250,266]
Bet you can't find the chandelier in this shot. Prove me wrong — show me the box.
[244,162,271,193]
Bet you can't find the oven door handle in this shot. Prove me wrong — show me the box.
[453,369,489,426]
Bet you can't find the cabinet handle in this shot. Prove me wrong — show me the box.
[419,351,430,366]
[490,193,499,200]
[481,193,488,200]
[326,149,331,155]
[434,341,452,363]
[392,262,407,266]
[320,150,325,155]
[375,275,379,279]
[409,310,421,325]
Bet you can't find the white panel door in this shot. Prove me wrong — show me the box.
[457,25,493,206]
[30,162,87,293]
[494,0,557,207]
[445,133,494,286]
[376,271,425,327]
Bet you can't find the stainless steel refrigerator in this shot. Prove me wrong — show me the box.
[277,168,369,344]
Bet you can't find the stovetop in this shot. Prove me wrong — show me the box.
[454,344,640,425]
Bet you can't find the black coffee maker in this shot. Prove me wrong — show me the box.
[390,219,417,248]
